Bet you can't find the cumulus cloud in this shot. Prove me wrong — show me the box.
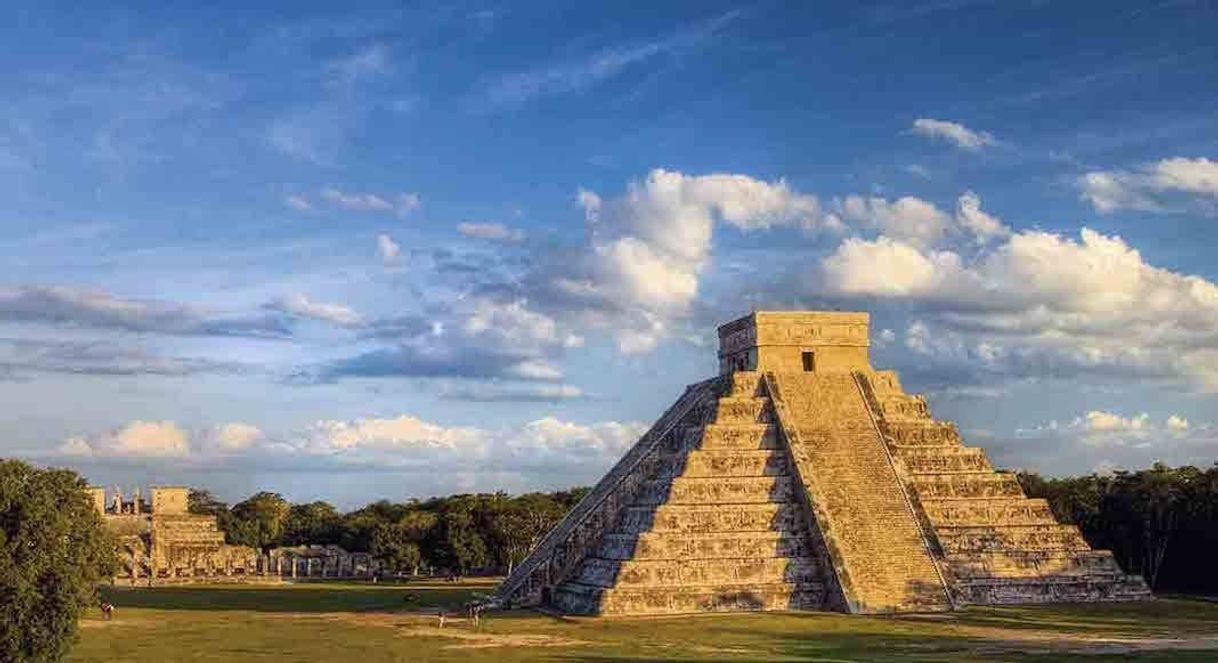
[910,118,995,150]
[457,222,525,242]
[61,420,191,457]
[55,413,647,482]
[540,169,836,353]
[834,191,1007,247]
[0,285,288,338]
[270,293,362,327]
[1080,157,1218,213]
[820,226,1218,390]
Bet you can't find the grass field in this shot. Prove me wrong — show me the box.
[72,581,1218,662]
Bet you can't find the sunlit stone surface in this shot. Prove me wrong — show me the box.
[496,311,1151,615]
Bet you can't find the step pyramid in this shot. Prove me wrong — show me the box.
[496,311,1150,615]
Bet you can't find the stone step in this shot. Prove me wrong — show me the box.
[634,476,795,505]
[875,395,931,421]
[727,371,764,397]
[886,422,962,447]
[954,575,1151,605]
[552,580,826,615]
[657,449,787,478]
[596,531,817,561]
[615,502,805,534]
[947,549,1127,579]
[907,472,1025,500]
[921,497,1058,526]
[693,424,780,450]
[894,447,992,474]
[573,556,822,588]
[936,524,1090,553]
[713,397,775,424]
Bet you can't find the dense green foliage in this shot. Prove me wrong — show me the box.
[190,487,588,575]
[0,459,117,662]
[1018,463,1218,593]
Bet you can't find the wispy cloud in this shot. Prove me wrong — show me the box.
[268,293,363,327]
[457,221,524,242]
[284,187,421,216]
[910,118,996,151]
[0,285,288,338]
[475,11,741,110]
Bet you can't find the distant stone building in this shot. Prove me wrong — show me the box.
[92,486,383,584]
[92,486,259,585]
[497,311,1152,615]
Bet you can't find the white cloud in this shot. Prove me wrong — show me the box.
[206,423,263,451]
[910,118,995,150]
[823,236,960,296]
[376,233,401,263]
[837,195,952,246]
[1008,411,1218,473]
[834,191,1007,246]
[820,226,1218,390]
[284,194,313,212]
[552,168,836,353]
[62,420,191,457]
[56,414,647,482]
[954,190,1010,241]
[272,293,362,327]
[457,222,525,242]
[320,188,420,216]
[1078,410,1149,434]
[1080,157,1218,213]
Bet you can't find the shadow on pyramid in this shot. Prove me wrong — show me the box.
[496,311,1151,615]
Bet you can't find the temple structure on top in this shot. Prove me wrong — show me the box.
[495,310,1150,615]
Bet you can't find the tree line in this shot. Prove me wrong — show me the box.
[188,487,589,576]
[1017,463,1218,594]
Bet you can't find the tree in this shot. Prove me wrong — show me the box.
[0,460,118,662]
[282,501,341,546]
[487,494,566,574]
[429,509,489,574]
[228,492,289,552]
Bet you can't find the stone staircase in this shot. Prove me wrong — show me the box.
[550,373,833,615]
[766,372,953,613]
[857,371,1152,605]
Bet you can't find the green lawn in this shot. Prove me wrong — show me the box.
[71,581,1218,662]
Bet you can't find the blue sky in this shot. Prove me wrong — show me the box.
[3,1,1218,507]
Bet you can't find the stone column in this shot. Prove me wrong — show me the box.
[291,557,298,579]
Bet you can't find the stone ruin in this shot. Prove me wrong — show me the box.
[91,486,380,584]
[496,311,1151,615]
[91,486,259,585]
[267,545,382,579]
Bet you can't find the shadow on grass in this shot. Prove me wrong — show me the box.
[98,581,494,613]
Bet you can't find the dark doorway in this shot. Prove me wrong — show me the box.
[801,351,815,372]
